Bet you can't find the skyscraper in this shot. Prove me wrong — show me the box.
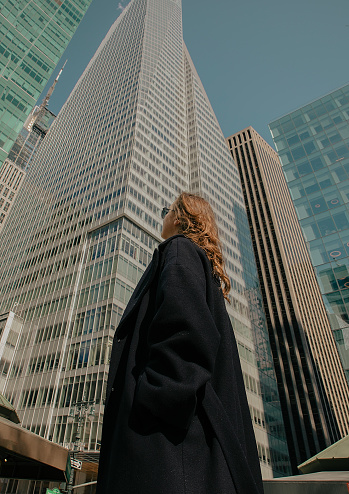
[0,0,93,168]
[0,104,56,232]
[227,126,349,473]
[8,105,56,169]
[0,0,290,484]
[269,85,349,384]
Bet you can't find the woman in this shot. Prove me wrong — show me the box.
[96,193,263,494]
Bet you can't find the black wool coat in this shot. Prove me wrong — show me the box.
[96,235,263,494]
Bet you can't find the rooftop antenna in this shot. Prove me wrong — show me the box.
[29,60,67,135]
[39,59,67,111]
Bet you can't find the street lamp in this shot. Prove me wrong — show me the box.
[66,396,95,494]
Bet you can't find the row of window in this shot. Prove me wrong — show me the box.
[77,256,143,310]
[19,386,54,409]
[23,293,72,323]
[28,352,60,375]
[72,303,121,338]
[65,336,112,371]
[14,250,82,291]
[270,89,349,137]
[0,160,24,190]
[16,273,76,308]
[22,234,81,271]
[35,321,67,345]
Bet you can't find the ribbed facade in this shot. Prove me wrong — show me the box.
[0,159,25,230]
[0,311,23,394]
[227,126,349,473]
[0,1,290,487]
[0,0,92,168]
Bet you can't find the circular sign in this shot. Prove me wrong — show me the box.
[330,250,342,258]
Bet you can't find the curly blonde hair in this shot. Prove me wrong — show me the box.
[172,192,231,302]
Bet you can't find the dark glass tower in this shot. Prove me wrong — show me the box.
[227,126,349,473]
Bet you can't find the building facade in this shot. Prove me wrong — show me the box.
[0,0,290,488]
[227,126,349,473]
[0,105,56,231]
[8,105,56,169]
[0,159,25,229]
[269,85,349,384]
[0,0,92,168]
[0,311,23,393]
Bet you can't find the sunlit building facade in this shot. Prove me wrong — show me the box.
[0,159,25,229]
[269,85,349,384]
[0,0,92,168]
[0,311,23,393]
[227,126,349,473]
[0,0,290,488]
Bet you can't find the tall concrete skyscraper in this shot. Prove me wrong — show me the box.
[0,0,290,483]
[227,126,349,473]
[269,85,349,384]
[0,0,93,168]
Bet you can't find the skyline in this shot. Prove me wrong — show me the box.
[0,2,348,488]
[39,0,349,147]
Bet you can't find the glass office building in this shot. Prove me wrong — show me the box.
[0,0,290,485]
[0,0,93,168]
[269,84,349,384]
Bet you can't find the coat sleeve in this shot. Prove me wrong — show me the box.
[132,259,221,430]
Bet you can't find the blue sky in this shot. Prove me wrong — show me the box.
[42,0,349,147]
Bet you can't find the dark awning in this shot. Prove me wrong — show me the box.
[0,416,70,481]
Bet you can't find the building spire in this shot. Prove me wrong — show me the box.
[39,59,67,111]
[26,59,67,133]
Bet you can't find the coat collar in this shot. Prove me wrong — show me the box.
[116,235,185,339]
[158,234,185,251]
